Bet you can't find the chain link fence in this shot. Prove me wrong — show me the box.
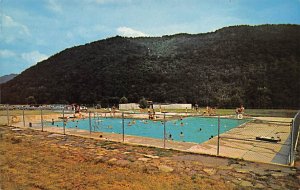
[1,104,298,166]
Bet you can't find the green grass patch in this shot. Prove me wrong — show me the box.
[0,110,61,116]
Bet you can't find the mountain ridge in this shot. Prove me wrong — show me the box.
[1,24,300,108]
[0,74,18,85]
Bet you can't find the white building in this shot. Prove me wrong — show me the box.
[119,103,192,110]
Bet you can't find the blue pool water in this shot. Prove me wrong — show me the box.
[51,117,248,144]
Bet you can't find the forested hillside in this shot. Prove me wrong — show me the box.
[1,25,299,108]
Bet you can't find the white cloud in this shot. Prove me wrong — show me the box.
[0,14,30,44]
[47,0,62,13]
[0,50,16,58]
[2,14,30,36]
[117,27,147,37]
[94,0,132,4]
[21,51,48,65]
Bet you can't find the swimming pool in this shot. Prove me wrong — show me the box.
[51,117,248,144]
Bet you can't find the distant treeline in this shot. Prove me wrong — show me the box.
[1,24,300,108]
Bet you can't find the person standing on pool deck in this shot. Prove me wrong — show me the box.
[112,105,116,117]
[195,104,199,112]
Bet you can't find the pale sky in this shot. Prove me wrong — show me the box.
[0,0,300,76]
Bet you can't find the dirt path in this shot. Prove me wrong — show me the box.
[0,125,299,189]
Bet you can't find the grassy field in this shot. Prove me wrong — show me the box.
[1,125,299,190]
[242,109,298,117]
[1,108,298,118]
[0,109,63,116]
[0,125,233,190]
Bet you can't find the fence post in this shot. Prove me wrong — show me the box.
[41,108,44,131]
[6,104,9,126]
[163,112,166,148]
[63,108,65,135]
[89,111,91,134]
[122,112,124,142]
[93,112,96,131]
[22,107,25,127]
[217,115,220,155]
[290,120,294,165]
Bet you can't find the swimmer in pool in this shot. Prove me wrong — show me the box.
[180,132,184,141]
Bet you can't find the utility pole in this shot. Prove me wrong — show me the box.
[217,115,220,155]
[122,112,124,142]
[162,112,167,148]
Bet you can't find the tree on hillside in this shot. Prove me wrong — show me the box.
[26,96,36,105]
[119,96,128,104]
[139,97,147,109]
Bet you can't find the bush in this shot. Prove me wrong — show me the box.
[139,97,147,109]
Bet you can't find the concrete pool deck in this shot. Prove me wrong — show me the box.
[4,115,293,165]
[187,117,292,165]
